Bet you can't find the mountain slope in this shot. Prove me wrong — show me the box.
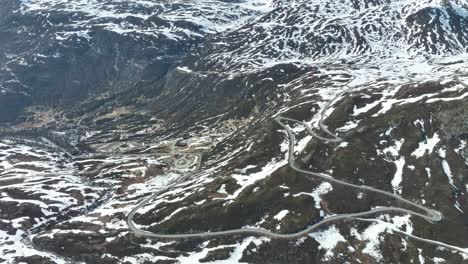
[0,0,468,263]
[0,0,272,122]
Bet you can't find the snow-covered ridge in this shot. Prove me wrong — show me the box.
[19,0,273,40]
[193,0,468,72]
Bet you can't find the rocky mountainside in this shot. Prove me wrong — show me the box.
[0,0,468,263]
[0,0,272,122]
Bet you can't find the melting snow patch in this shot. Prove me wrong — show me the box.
[273,210,289,221]
[351,214,413,261]
[218,184,228,195]
[391,157,405,194]
[159,207,187,223]
[311,183,333,209]
[176,237,268,264]
[177,66,193,73]
[418,249,425,264]
[439,158,463,212]
[441,160,456,189]
[382,138,405,194]
[226,128,314,201]
[356,223,386,261]
[425,167,432,178]
[293,182,333,209]
[412,133,440,158]
[337,141,348,149]
[310,225,345,260]
[123,254,172,264]
[337,121,358,132]
[352,100,381,116]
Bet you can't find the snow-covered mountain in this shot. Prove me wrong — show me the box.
[0,0,273,122]
[0,0,468,263]
[19,0,273,38]
[187,0,468,73]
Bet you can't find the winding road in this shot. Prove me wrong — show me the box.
[2,67,466,261]
[125,76,468,255]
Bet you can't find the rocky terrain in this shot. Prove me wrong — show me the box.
[1,0,468,263]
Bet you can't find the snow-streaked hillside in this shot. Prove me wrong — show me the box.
[0,0,274,122]
[189,0,468,73]
[1,0,468,263]
[19,0,274,40]
[0,138,105,263]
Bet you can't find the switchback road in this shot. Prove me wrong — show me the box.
[125,76,468,255]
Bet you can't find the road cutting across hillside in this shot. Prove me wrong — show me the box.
[125,75,468,256]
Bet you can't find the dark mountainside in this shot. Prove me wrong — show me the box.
[0,0,468,263]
